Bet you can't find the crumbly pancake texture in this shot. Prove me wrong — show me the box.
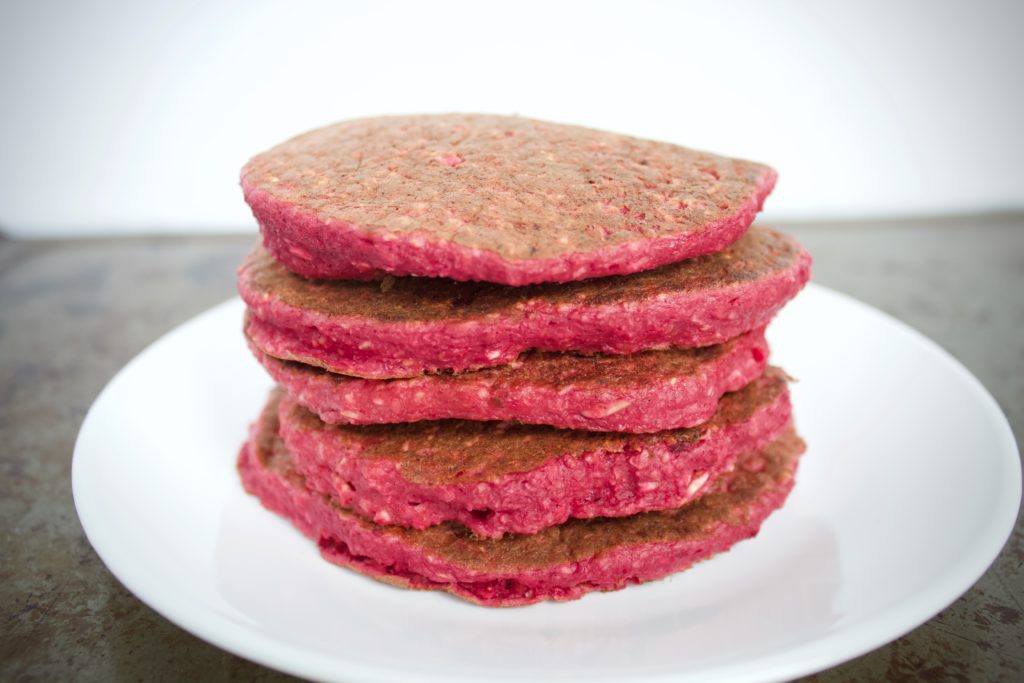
[242,114,777,285]
[277,369,792,538]
[238,225,810,379]
[238,391,804,606]
[251,327,768,433]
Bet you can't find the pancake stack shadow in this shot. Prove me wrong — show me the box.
[234,114,812,607]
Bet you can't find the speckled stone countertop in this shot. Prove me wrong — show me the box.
[1,215,1021,681]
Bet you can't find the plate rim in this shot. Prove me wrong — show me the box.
[71,283,1022,683]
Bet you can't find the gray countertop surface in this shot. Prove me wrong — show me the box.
[2,215,1021,682]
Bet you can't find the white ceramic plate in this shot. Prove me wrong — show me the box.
[73,284,1020,683]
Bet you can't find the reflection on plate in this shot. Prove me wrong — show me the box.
[73,284,1020,683]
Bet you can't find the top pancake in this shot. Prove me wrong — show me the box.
[242,114,777,284]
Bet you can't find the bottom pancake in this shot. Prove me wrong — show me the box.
[238,395,805,607]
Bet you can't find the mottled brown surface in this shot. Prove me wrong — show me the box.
[2,215,1022,681]
[285,369,786,485]
[260,401,803,569]
[242,114,772,260]
[239,225,802,322]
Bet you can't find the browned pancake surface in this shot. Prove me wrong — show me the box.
[240,225,802,323]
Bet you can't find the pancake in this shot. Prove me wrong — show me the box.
[276,369,792,538]
[239,393,804,606]
[238,225,810,379]
[241,114,776,285]
[251,327,768,433]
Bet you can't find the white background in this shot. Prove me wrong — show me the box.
[1,0,1022,237]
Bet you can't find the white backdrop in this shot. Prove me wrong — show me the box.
[1,0,1022,237]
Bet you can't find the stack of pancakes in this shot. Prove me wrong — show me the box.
[236,114,811,606]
